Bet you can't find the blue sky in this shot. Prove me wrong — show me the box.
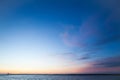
[0,0,120,74]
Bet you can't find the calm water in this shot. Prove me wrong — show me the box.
[0,75,120,80]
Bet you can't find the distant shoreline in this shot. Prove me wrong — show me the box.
[0,74,120,76]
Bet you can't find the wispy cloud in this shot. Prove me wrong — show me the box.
[62,15,120,48]
[61,0,120,49]
[0,0,33,18]
[92,55,120,68]
[76,55,120,73]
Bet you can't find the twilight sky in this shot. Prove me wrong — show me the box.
[0,0,120,74]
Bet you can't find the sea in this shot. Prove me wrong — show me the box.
[0,74,120,80]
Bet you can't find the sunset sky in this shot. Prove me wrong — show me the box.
[0,0,120,74]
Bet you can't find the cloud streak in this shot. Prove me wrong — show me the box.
[61,1,120,71]
[61,0,120,48]
[76,55,120,73]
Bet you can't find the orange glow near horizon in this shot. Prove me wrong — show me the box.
[0,67,85,74]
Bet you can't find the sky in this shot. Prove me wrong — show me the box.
[0,0,120,74]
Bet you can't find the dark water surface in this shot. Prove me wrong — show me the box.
[0,74,120,80]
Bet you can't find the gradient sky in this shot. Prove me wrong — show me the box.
[0,0,120,74]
